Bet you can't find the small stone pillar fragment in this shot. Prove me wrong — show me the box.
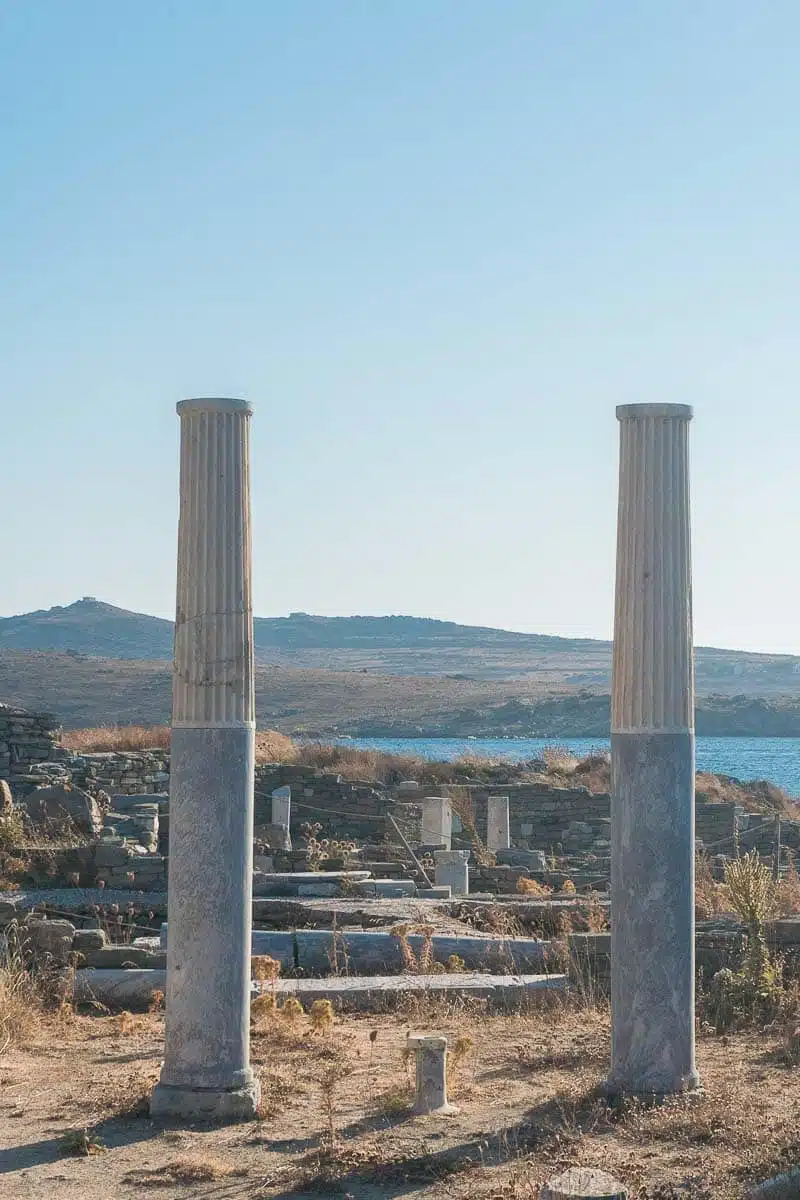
[486,794,510,851]
[421,797,452,849]
[434,849,469,896]
[606,403,699,1098]
[540,1166,628,1199]
[151,398,260,1122]
[270,785,292,850]
[407,1033,458,1114]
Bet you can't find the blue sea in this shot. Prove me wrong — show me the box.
[333,736,800,797]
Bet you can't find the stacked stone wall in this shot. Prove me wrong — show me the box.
[69,751,170,796]
[253,764,421,844]
[470,784,740,855]
[0,705,65,796]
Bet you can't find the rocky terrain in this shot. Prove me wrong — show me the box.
[4,648,800,735]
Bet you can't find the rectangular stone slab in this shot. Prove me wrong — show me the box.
[74,968,566,1010]
[252,871,372,897]
[158,925,295,967]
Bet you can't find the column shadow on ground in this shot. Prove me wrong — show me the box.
[0,1115,162,1175]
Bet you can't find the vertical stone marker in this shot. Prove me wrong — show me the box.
[486,794,510,851]
[421,796,452,849]
[606,403,699,1097]
[151,398,261,1121]
[270,785,292,850]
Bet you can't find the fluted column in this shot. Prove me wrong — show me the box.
[151,398,260,1122]
[606,403,699,1097]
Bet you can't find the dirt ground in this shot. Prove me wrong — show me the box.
[1,998,798,1200]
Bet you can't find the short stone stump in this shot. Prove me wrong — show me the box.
[540,1167,628,1199]
[407,1033,458,1115]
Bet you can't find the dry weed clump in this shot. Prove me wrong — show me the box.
[59,1128,106,1157]
[777,857,800,916]
[309,998,335,1034]
[446,1034,474,1094]
[695,853,729,919]
[0,947,41,1054]
[150,1156,237,1183]
[391,923,463,974]
[542,745,580,776]
[257,1063,302,1118]
[253,729,298,763]
[516,876,552,897]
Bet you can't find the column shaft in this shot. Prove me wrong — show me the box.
[607,403,699,1097]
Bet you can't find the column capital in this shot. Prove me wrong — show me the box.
[177,397,253,417]
[616,403,692,422]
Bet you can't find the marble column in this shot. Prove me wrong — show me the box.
[606,403,699,1097]
[486,794,510,851]
[421,797,452,849]
[151,398,260,1122]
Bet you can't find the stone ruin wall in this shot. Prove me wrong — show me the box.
[1,706,797,887]
[0,705,66,795]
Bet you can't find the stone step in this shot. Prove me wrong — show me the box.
[73,968,567,1011]
[156,925,555,975]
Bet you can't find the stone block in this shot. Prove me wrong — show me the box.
[23,918,75,965]
[354,879,417,898]
[297,882,341,897]
[497,848,548,871]
[72,929,108,953]
[23,784,102,837]
[94,840,131,868]
[434,849,470,896]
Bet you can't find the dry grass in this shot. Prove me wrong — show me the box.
[282,740,518,785]
[696,771,800,818]
[62,724,298,763]
[0,954,40,1055]
[155,1156,238,1183]
[7,1001,800,1197]
[62,725,171,752]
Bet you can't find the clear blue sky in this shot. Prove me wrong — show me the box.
[3,2,799,652]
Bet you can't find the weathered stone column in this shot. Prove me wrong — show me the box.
[606,403,699,1097]
[486,794,510,851]
[434,849,470,896]
[407,1034,458,1114]
[421,797,452,849]
[151,398,260,1121]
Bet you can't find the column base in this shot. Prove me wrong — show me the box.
[600,1070,701,1102]
[412,1101,461,1116]
[150,1078,261,1123]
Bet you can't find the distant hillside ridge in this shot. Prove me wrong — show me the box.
[0,598,603,659]
[2,599,800,693]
